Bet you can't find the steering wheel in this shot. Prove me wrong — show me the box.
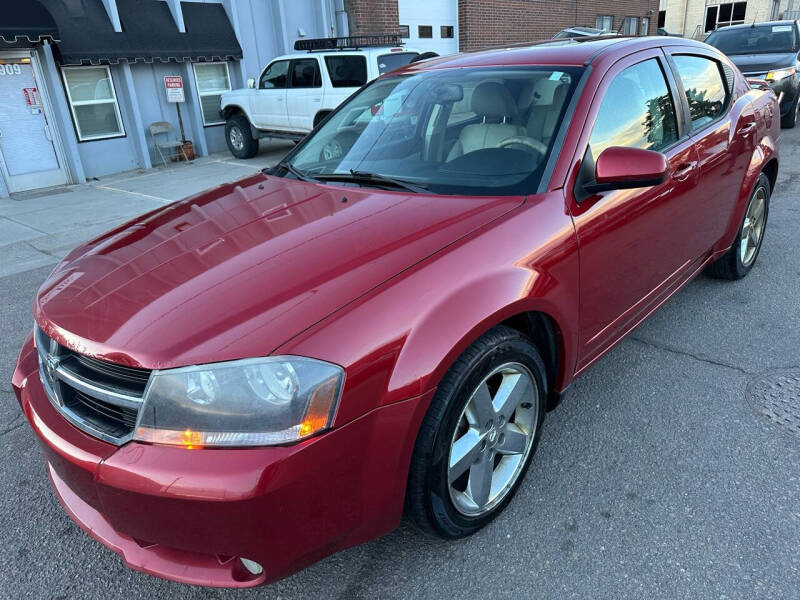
[496,136,548,157]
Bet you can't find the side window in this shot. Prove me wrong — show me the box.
[589,59,679,158]
[290,59,321,88]
[324,55,368,88]
[672,55,727,131]
[259,60,289,89]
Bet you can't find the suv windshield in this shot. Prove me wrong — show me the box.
[705,24,798,55]
[283,66,581,196]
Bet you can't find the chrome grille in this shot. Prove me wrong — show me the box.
[35,326,151,445]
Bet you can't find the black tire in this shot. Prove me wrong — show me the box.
[781,94,799,129]
[706,173,770,280]
[406,325,547,538]
[225,114,258,159]
[313,111,331,128]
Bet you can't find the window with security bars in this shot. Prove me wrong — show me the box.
[596,15,614,32]
[622,16,640,35]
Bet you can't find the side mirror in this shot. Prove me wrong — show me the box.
[247,77,256,89]
[584,146,669,194]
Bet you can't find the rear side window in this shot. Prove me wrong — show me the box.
[589,59,679,157]
[291,59,321,88]
[324,55,368,88]
[377,52,419,75]
[672,55,727,131]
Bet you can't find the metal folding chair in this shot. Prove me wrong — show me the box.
[148,121,188,166]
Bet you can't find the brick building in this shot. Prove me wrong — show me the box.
[458,0,659,50]
[345,1,660,52]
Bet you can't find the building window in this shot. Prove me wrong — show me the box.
[399,24,410,38]
[595,15,614,32]
[61,66,125,141]
[641,17,650,35]
[441,25,454,38]
[193,62,232,126]
[658,10,666,28]
[418,25,433,38]
[705,2,747,32]
[622,16,640,35]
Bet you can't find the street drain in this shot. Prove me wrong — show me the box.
[747,370,800,437]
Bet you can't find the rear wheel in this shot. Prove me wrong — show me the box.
[706,173,770,280]
[406,326,547,538]
[225,114,258,158]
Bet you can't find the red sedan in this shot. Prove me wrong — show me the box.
[12,37,779,587]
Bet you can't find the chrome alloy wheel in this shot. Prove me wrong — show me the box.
[740,184,767,267]
[447,362,539,517]
[229,126,245,151]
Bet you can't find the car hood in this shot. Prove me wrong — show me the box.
[35,173,522,369]
[726,52,796,74]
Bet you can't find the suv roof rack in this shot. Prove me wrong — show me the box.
[294,35,404,52]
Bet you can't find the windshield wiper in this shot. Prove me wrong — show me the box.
[275,161,319,183]
[315,169,428,194]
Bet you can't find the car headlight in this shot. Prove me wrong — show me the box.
[133,357,344,448]
[766,66,796,82]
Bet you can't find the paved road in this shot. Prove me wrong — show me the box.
[1,129,799,600]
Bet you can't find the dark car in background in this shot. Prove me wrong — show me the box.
[705,20,800,127]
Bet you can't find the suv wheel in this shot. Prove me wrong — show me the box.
[225,115,258,158]
[406,325,547,538]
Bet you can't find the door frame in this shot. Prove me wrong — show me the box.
[0,48,71,193]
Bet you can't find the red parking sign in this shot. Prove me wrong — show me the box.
[164,76,185,102]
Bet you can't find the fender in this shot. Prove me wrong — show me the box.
[717,132,778,253]
[277,192,580,427]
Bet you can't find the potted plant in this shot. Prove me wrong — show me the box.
[175,102,194,161]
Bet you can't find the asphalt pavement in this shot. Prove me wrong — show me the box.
[1,129,799,600]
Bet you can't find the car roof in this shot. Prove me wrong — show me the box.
[707,20,798,32]
[270,47,422,62]
[394,36,707,73]
[563,26,604,34]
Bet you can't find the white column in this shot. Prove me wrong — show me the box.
[100,0,122,32]
[165,0,186,33]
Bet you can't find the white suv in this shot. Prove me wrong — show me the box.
[220,36,421,158]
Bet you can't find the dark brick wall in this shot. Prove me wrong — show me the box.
[458,0,659,51]
[344,0,400,36]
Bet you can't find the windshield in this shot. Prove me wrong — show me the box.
[705,24,798,55]
[283,66,581,196]
[377,52,419,74]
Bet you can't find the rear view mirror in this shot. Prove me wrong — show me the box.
[584,146,669,194]
[428,82,463,104]
[247,77,256,89]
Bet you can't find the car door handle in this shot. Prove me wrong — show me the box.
[737,123,756,136]
[671,161,697,182]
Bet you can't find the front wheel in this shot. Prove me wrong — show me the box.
[781,94,799,129]
[406,326,547,538]
[706,173,770,280]
[225,115,258,158]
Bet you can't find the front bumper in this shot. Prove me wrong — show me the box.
[768,75,799,117]
[12,335,431,587]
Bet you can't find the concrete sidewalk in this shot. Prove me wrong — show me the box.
[0,140,294,279]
